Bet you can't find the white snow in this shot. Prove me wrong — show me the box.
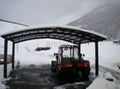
[1,25,107,39]
[103,72,115,81]
[15,39,72,65]
[87,71,120,89]
[87,74,118,89]
[0,64,12,89]
[82,41,120,89]
[0,65,6,89]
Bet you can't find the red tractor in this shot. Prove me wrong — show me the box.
[51,45,90,78]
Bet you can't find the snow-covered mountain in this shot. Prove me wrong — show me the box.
[68,1,120,40]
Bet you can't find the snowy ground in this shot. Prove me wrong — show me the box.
[87,70,120,89]
[0,64,12,89]
[0,65,6,89]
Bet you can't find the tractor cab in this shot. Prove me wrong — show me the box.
[51,45,90,78]
[62,45,80,60]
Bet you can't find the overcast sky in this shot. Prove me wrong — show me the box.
[0,0,113,26]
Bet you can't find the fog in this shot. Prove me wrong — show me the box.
[0,0,115,25]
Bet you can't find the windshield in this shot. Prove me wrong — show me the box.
[62,47,79,60]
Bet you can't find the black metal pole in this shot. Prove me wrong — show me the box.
[79,43,81,59]
[12,42,15,70]
[95,41,99,76]
[4,39,8,78]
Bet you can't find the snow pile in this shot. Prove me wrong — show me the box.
[83,41,120,89]
[0,64,12,89]
[103,72,115,81]
[0,66,6,89]
[87,72,120,89]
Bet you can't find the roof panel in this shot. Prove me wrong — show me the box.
[1,25,107,44]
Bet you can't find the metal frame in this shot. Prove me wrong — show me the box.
[1,26,106,78]
[12,42,15,70]
[95,41,99,76]
[4,39,8,78]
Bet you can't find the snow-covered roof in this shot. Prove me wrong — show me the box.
[1,25,107,44]
[1,25,107,38]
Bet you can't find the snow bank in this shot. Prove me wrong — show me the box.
[0,64,12,89]
[0,65,6,89]
[87,72,120,89]
[103,72,115,81]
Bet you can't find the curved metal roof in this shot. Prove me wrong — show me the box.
[1,25,107,44]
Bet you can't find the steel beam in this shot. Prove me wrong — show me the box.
[79,43,81,59]
[12,42,15,70]
[95,41,99,76]
[4,39,8,78]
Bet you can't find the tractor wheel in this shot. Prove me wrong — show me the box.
[51,65,56,72]
[81,69,90,80]
[51,62,57,72]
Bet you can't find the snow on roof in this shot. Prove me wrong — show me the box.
[1,25,107,39]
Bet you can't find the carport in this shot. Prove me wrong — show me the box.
[1,25,107,78]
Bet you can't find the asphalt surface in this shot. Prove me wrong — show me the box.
[6,64,94,89]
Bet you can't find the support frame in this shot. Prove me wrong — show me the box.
[4,39,8,78]
[95,41,99,76]
[12,42,15,70]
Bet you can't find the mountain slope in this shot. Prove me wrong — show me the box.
[68,1,120,40]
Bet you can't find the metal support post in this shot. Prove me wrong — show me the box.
[12,42,15,70]
[79,43,81,59]
[4,39,8,78]
[95,41,99,76]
